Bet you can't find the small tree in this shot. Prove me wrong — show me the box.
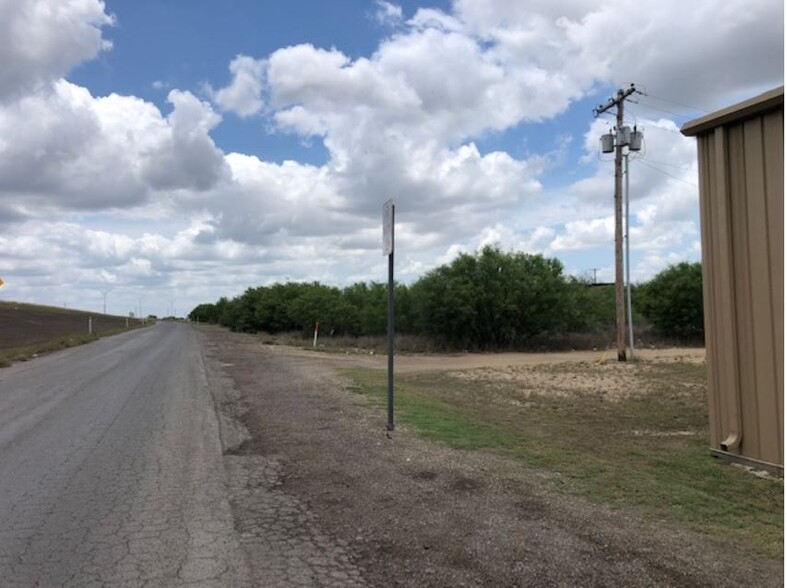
[639,262,704,340]
[410,245,577,349]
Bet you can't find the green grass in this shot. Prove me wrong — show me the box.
[344,361,783,559]
[0,335,97,367]
[0,326,150,368]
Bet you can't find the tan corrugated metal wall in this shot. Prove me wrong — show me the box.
[684,88,783,468]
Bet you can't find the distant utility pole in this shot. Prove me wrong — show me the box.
[101,289,111,315]
[593,84,640,362]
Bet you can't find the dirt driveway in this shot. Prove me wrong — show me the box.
[199,327,780,587]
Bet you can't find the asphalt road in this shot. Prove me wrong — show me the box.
[0,323,251,586]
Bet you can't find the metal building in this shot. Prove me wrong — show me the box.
[681,86,784,470]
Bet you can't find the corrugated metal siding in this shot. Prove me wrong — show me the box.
[688,92,783,467]
[763,110,784,455]
[696,132,722,449]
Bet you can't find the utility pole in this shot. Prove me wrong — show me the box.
[625,152,634,359]
[594,84,637,362]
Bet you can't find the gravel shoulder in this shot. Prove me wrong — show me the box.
[198,326,781,587]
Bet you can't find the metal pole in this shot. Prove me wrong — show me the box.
[614,94,626,361]
[387,205,395,432]
[625,153,635,359]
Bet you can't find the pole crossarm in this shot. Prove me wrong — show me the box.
[593,84,637,118]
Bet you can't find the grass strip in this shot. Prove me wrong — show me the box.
[344,364,783,559]
[0,325,151,368]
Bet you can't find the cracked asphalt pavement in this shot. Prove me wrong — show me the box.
[0,322,361,587]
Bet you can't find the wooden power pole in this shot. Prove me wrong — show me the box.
[593,84,637,362]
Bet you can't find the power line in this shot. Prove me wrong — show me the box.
[639,156,694,171]
[636,90,711,115]
[628,99,696,120]
[632,159,698,187]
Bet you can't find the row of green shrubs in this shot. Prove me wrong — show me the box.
[189,246,704,350]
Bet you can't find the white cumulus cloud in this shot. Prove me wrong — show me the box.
[207,54,266,117]
[375,1,403,26]
[0,83,228,220]
[0,0,114,102]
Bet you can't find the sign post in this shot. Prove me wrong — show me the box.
[383,200,395,431]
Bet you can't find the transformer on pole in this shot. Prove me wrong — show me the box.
[593,84,643,362]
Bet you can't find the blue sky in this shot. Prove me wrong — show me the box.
[0,0,782,317]
[71,0,590,169]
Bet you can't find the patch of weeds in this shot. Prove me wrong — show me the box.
[348,369,517,450]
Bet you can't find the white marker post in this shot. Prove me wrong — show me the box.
[313,321,320,348]
[383,200,395,431]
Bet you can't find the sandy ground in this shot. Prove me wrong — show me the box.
[267,345,706,402]
[272,345,706,373]
[199,327,780,587]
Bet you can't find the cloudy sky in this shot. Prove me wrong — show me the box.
[0,0,782,318]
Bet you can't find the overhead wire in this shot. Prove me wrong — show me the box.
[632,158,698,188]
[628,99,695,121]
[635,89,711,115]
[637,157,694,171]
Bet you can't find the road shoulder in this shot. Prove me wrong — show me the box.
[199,326,782,587]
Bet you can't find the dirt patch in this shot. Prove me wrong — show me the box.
[262,342,705,374]
[0,301,138,350]
[199,327,780,587]
[451,359,705,402]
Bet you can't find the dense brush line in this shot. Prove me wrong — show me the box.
[189,247,703,350]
